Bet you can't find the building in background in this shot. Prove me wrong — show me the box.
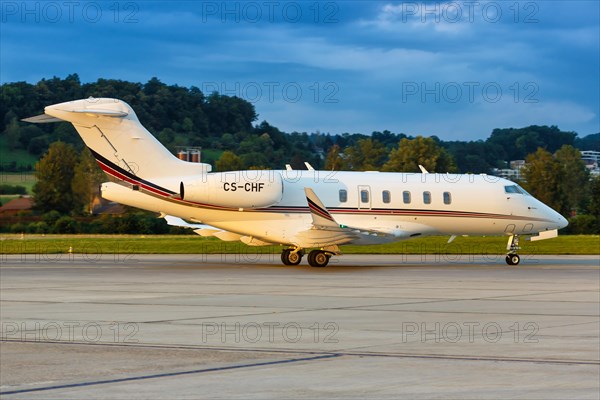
[492,160,526,182]
[580,150,600,177]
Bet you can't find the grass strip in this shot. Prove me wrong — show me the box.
[0,234,598,255]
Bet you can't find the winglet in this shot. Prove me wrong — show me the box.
[418,165,429,174]
[304,188,339,228]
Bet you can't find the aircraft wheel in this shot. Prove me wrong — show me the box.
[281,250,291,265]
[308,250,330,268]
[505,254,520,265]
[287,251,302,265]
[281,249,302,266]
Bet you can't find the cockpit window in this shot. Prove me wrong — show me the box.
[518,185,531,196]
[504,185,529,195]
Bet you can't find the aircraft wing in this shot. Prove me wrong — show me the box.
[305,188,392,236]
[162,215,274,246]
[298,188,400,249]
[163,215,213,230]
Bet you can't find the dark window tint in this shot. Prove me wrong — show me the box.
[360,190,369,203]
[382,190,391,204]
[443,192,451,204]
[423,191,431,204]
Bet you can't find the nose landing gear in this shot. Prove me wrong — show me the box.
[505,235,521,265]
[505,253,521,265]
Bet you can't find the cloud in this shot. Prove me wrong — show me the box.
[1,1,598,139]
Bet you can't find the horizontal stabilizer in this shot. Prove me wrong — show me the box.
[21,114,63,123]
[22,108,128,124]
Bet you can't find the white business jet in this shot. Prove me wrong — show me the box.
[24,98,568,267]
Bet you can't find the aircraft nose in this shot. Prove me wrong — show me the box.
[557,214,568,229]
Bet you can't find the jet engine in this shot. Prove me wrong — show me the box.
[180,170,283,209]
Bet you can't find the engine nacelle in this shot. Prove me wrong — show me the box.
[180,170,283,209]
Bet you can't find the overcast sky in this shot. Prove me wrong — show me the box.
[1,1,598,140]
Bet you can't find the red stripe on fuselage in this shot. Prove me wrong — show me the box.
[96,160,552,223]
[96,160,172,197]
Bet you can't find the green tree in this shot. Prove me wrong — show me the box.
[216,151,243,171]
[487,125,576,160]
[72,147,104,214]
[324,144,346,170]
[575,133,600,151]
[588,176,600,233]
[383,136,457,172]
[521,148,565,214]
[33,142,82,214]
[343,138,387,171]
[205,92,257,136]
[3,117,20,149]
[554,145,589,213]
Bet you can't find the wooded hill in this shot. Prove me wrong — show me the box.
[2,74,598,173]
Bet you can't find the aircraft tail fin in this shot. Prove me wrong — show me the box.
[24,97,210,193]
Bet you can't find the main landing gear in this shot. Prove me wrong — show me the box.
[281,248,333,267]
[307,250,331,268]
[505,235,521,266]
[281,248,303,265]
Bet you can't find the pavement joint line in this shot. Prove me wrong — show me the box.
[2,306,598,325]
[0,353,342,396]
[5,297,597,307]
[2,339,598,366]
[338,308,600,317]
[529,320,600,330]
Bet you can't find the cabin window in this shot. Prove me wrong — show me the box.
[339,189,347,203]
[382,190,391,204]
[443,192,452,205]
[423,191,431,204]
[360,189,369,203]
[403,191,411,204]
